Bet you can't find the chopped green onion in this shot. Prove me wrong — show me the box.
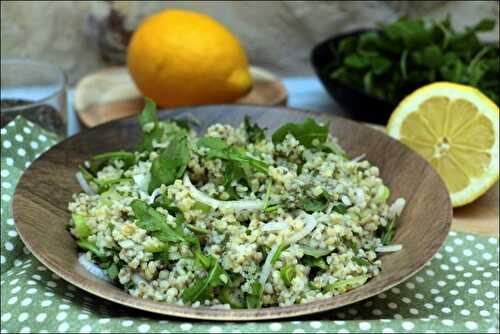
[280,265,296,287]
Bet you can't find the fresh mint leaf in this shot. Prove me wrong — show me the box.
[148,135,190,193]
[272,118,329,148]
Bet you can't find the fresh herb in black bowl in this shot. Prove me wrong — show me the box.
[311,17,499,125]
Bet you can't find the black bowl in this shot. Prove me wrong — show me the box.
[311,30,397,125]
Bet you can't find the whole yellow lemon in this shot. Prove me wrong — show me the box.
[127,9,252,107]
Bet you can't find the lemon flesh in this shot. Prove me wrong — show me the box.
[387,82,499,207]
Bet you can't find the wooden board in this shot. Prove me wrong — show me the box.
[74,66,288,128]
[13,105,452,320]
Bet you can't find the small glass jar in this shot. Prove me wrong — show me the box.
[1,59,67,136]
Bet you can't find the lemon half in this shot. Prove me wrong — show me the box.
[387,82,499,207]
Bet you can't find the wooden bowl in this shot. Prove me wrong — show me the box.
[74,66,288,128]
[13,105,452,321]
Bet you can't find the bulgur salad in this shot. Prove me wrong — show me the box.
[68,99,405,309]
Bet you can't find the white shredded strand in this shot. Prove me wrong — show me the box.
[132,174,150,193]
[259,243,280,287]
[288,213,318,244]
[75,172,97,195]
[389,198,406,218]
[147,187,162,204]
[354,188,365,204]
[341,195,352,207]
[375,244,403,252]
[184,175,264,210]
[210,304,231,310]
[350,153,366,163]
[262,221,290,232]
[78,254,111,282]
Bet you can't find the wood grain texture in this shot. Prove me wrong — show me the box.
[74,66,287,128]
[13,105,452,321]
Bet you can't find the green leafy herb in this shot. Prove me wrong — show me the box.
[244,115,267,143]
[379,217,396,244]
[245,282,263,309]
[131,200,185,243]
[272,118,329,148]
[198,137,268,174]
[148,134,190,193]
[280,265,296,287]
[107,263,119,280]
[302,256,328,270]
[187,224,209,235]
[72,214,91,239]
[353,257,371,266]
[181,256,229,303]
[302,199,328,213]
[301,245,332,258]
[332,203,348,214]
[325,17,499,105]
[86,151,135,174]
[219,287,244,309]
[137,97,165,152]
[192,202,211,213]
[374,185,390,204]
[271,242,287,265]
[328,275,370,293]
[77,239,105,258]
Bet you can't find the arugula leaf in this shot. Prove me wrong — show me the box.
[302,199,328,213]
[271,242,287,265]
[137,97,164,152]
[301,245,332,258]
[77,239,105,258]
[272,118,329,148]
[131,200,185,243]
[148,134,190,193]
[219,287,244,309]
[198,137,268,174]
[181,256,229,303]
[302,256,328,270]
[244,115,267,143]
[280,265,296,287]
[107,263,119,280]
[245,282,263,309]
[86,151,135,174]
[353,257,371,266]
[332,203,348,214]
[328,275,370,293]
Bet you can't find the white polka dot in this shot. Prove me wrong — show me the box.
[430,288,439,295]
[441,307,450,313]
[0,170,9,178]
[454,238,463,245]
[30,141,39,149]
[454,299,464,306]
[347,308,357,315]
[359,322,371,330]
[388,302,397,309]
[0,128,6,135]
[450,289,458,295]
[6,219,14,226]
[391,287,400,294]
[2,194,11,202]
[180,323,192,331]
[444,246,454,253]
[23,127,32,134]
[138,324,150,333]
[449,231,457,236]
[47,281,57,288]
[434,252,443,259]
[17,148,26,156]
[122,320,134,330]
[409,308,419,315]
[446,274,456,280]
[437,280,446,287]
[58,322,69,332]
[456,281,465,287]
[475,299,485,307]
[18,312,28,322]
[41,300,52,307]
[491,280,498,287]
[3,140,12,148]
[7,296,17,305]
[480,310,490,317]
[440,264,449,271]
[405,282,415,289]
[15,134,24,142]
[415,293,424,300]
[402,321,414,330]
[1,182,11,189]
[466,235,475,241]
[39,134,47,142]
[415,276,424,283]
[485,291,496,299]
[20,327,30,333]
[11,286,21,294]
[463,249,472,256]
[21,298,32,306]
[442,319,454,326]
[483,253,492,260]
[450,256,459,263]
[434,296,444,303]
[460,309,470,316]
[57,312,67,321]
[455,265,464,271]
[382,329,394,333]
[269,323,281,331]
[475,243,485,250]
[372,309,382,316]
[425,269,435,276]
[1,312,11,322]
[334,321,345,325]
[377,293,387,299]
[494,303,499,310]
[488,237,497,244]
[59,304,70,310]
[80,324,92,333]
[24,161,31,168]
[472,280,481,286]
[465,321,478,330]
[32,274,41,280]
[401,297,411,304]
[7,230,17,237]
[468,288,478,294]
[78,314,89,320]
[310,321,321,329]
[469,260,479,266]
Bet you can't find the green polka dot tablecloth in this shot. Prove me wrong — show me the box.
[1,116,499,333]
